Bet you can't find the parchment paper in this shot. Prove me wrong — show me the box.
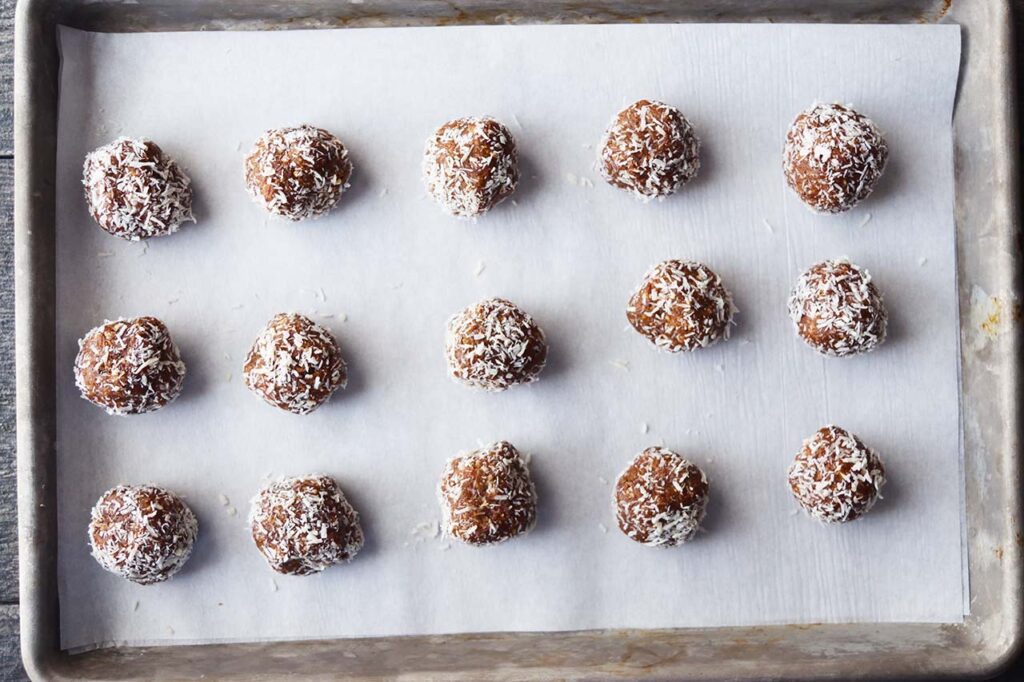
[54,22,964,651]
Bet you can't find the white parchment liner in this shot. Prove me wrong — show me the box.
[53,23,963,650]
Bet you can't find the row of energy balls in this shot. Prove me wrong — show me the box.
[80,100,890,584]
[89,427,885,585]
[81,99,888,239]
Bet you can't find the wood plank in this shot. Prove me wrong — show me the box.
[0,605,26,681]
[1,0,13,155]
[0,159,15,604]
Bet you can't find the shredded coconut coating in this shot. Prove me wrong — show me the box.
[783,103,888,214]
[788,425,886,523]
[445,297,547,391]
[599,99,700,200]
[614,447,709,547]
[88,484,198,585]
[244,125,353,221]
[627,259,736,353]
[249,474,364,575]
[243,313,347,415]
[82,137,194,241]
[422,116,519,217]
[74,316,186,416]
[438,441,537,546]
[788,258,887,357]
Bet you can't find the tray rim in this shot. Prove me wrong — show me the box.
[14,0,1023,679]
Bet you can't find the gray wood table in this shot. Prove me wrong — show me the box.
[0,4,1020,681]
[1,0,20,677]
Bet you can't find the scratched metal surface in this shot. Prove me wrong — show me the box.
[6,0,1022,680]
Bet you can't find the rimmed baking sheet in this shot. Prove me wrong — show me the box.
[53,22,963,651]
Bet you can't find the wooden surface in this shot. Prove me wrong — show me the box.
[2,0,18,676]
[0,4,1020,682]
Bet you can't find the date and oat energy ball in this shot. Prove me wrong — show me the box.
[249,474,364,575]
[422,116,519,218]
[783,103,888,214]
[627,259,736,352]
[445,297,547,391]
[74,316,186,416]
[599,99,701,200]
[614,447,709,547]
[83,137,194,240]
[88,484,198,585]
[243,313,347,415]
[788,258,887,357]
[438,441,537,546]
[244,125,353,220]
[788,425,886,523]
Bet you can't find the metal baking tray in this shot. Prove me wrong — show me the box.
[14,0,1021,679]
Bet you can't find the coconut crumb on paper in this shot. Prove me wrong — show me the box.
[411,521,440,543]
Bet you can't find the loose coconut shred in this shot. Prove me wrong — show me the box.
[627,259,736,352]
[599,99,701,200]
[438,441,537,546]
[445,297,547,391]
[82,137,194,241]
[614,447,709,547]
[243,313,347,415]
[249,474,364,576]
[422,117,519,218]
[244,125,353,221]
[783,103,888,214]
[788,258,888,357]
[88,484,198,585]
[787,425,886,523]
[74,316,186,416]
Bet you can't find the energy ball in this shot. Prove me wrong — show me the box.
[83,137,194,240]
[783,103,888,214]
[88,484,198,585]
[74,316,186,416]
[788,425,886,523]
[243,313,347,415]
[438,441,537,546]
[445,297,547,391]
[627,259,735,352]
[788,258,887,357]
[599,99,701,200]
[244,125,353,220]
[249,474,364,575]
[422,116,518,218]
[614,447,709,547]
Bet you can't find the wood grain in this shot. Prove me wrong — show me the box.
[2,3,22,679]
[0,0,13,156]
[0,161,15,610]
[0,605,26,681]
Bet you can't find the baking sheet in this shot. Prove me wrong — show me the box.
[53,22,963,651]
